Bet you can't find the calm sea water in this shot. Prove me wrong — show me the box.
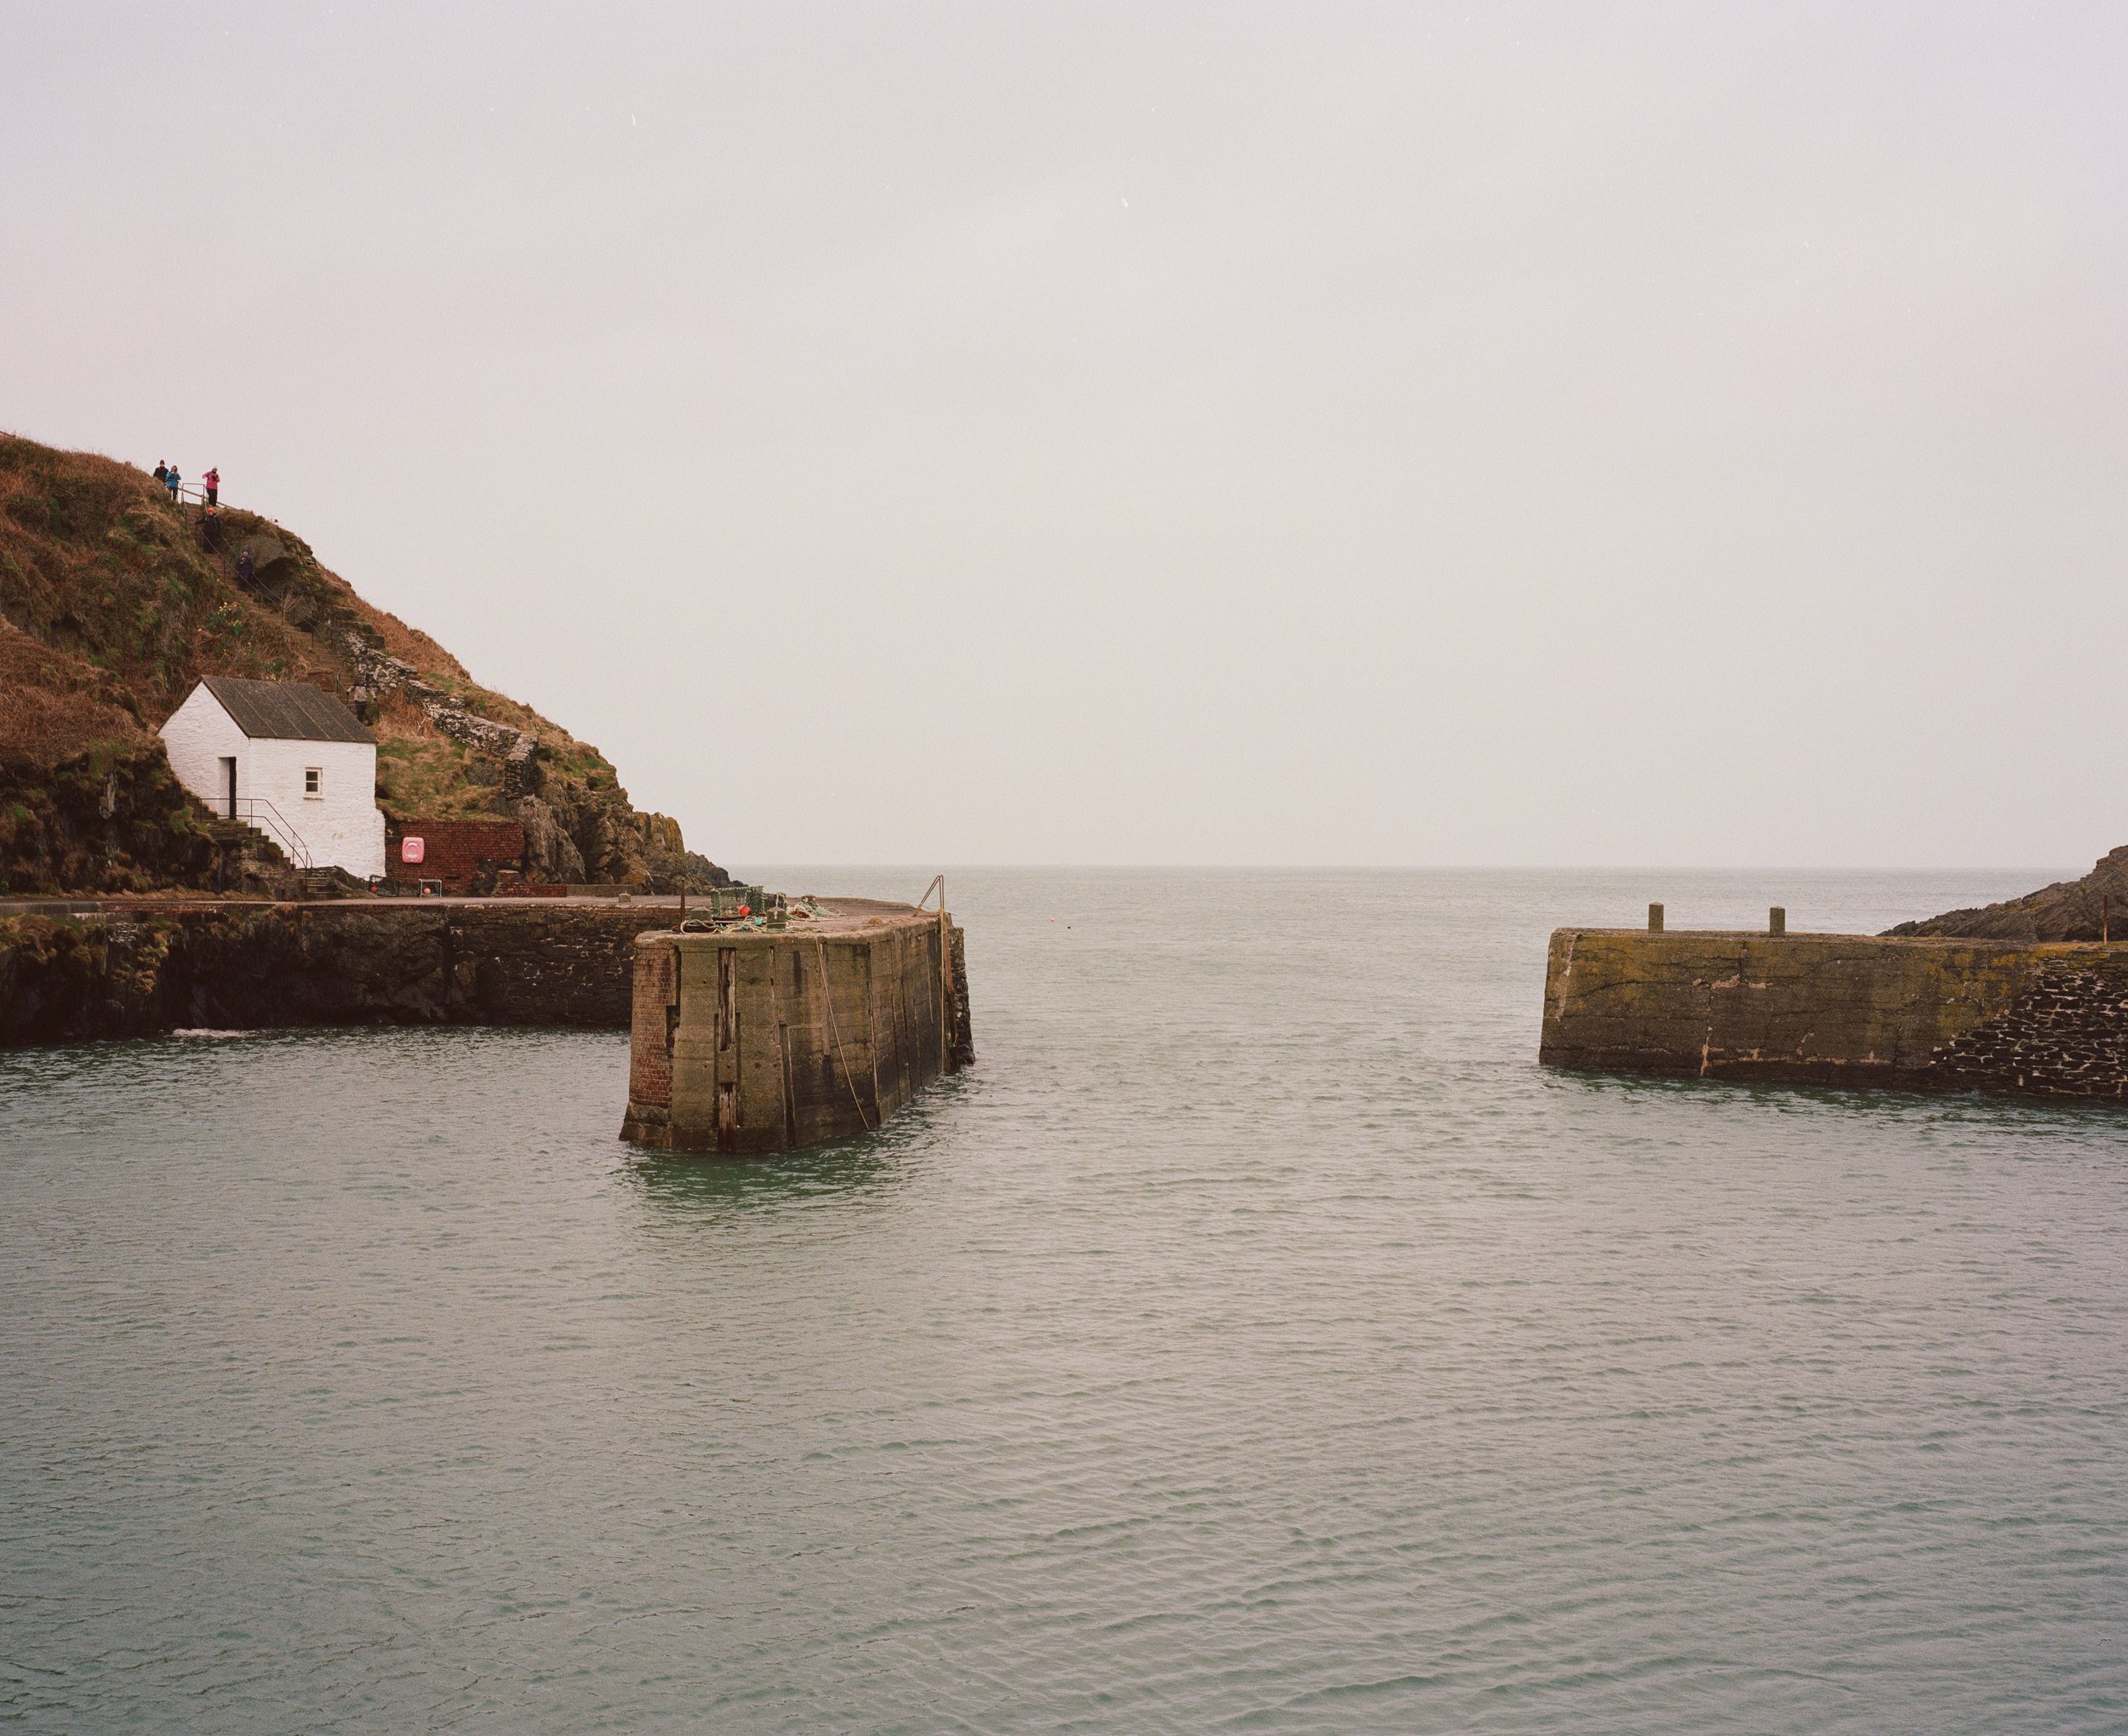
[4,868,2127,1733]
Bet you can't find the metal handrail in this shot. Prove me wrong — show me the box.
[229,798,312,870]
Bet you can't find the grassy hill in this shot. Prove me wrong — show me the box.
[0,431,722,894]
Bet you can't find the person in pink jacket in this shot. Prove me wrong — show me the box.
[203,466,220,507]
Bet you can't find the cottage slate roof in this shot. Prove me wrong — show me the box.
[199,675,375,745]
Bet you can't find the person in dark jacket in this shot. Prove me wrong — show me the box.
[153,460,169,487]
[236,546,255,586]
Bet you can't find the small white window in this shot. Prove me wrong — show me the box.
[304,767,323,798]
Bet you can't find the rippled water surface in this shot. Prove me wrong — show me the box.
[5,868,2128,1732]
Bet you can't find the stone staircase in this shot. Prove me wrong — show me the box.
[196,815,362,898]
[202,814,284,859]
[199,814,289,892]
[288,865,371,899]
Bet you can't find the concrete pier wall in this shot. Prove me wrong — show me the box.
[1541,928,2128,1105]
[622,911,971,1154]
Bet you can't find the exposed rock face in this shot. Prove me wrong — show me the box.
[1884,847,2128,943]
[516,795,588,883]
[323,617,538,772]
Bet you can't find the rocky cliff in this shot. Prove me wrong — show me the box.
[1885,847,2128,943]
[0,431,724,895]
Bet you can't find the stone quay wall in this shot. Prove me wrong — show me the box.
[1541,928,2128,1105]
[0,901,689,1044]
[622,912,973,1154]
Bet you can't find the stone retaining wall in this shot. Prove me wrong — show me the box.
[0,902,684,1044]
[1541,928,2128,1105]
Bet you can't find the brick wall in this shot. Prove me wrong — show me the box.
[385,819,525,890]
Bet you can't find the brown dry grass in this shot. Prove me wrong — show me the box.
[0,618,149,763]
[369,690,507,820]
[0,434,495,718]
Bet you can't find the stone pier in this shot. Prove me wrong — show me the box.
[621,901,973,1153]
[1541,928,2128,1105]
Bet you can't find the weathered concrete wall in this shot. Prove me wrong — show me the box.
[0,902,684,1044]
[1541,928,2128,1104]
[621,912,972,1153]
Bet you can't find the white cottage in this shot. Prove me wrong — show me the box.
[159,676,386,879]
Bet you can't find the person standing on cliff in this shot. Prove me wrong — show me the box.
[236,546,255,586]
[165,465,182,502]
[153,460,169,488]
[203,466,219,508]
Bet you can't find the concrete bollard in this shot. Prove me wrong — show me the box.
[1648,902,1664,933]
[1770,906,1786,936]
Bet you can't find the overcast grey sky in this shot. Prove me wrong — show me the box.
[6,3,2125,867]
